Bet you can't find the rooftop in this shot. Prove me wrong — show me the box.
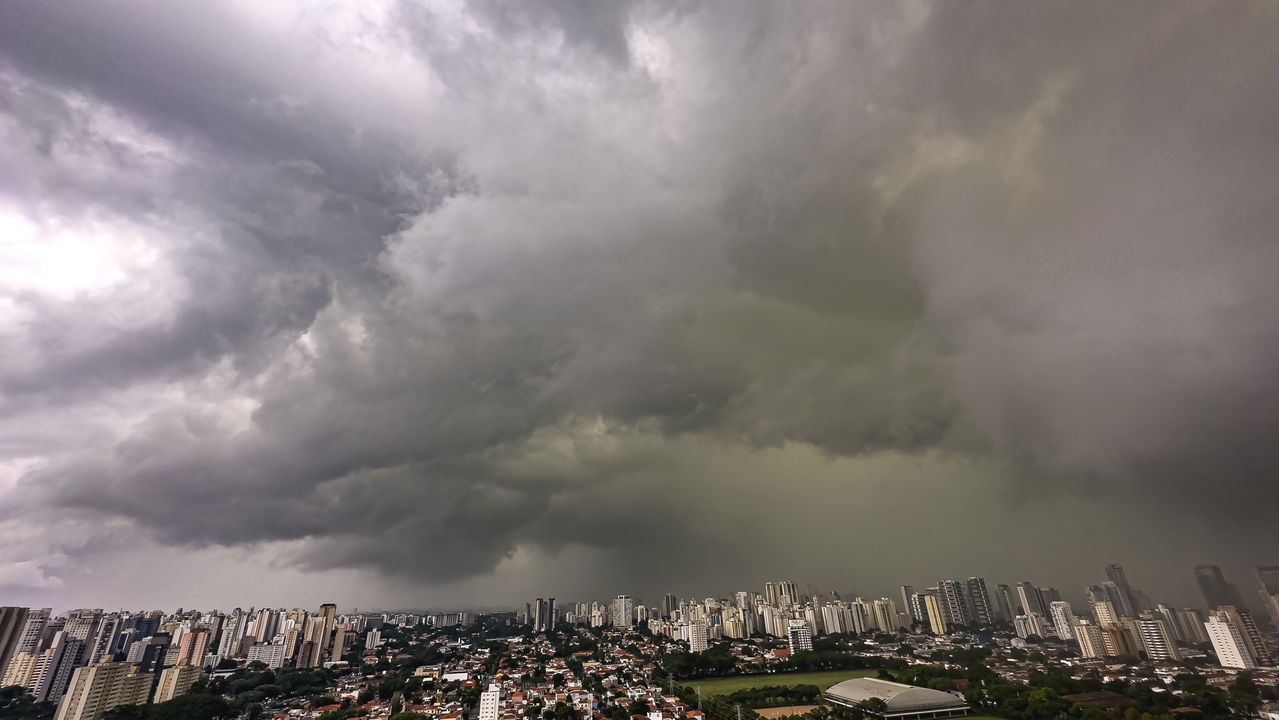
[824,678,968,718]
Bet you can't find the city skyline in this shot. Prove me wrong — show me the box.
[10,561,1279,621]
[5,559,1279,718]
[2,2,1279,617]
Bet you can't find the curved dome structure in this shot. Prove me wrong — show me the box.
[823,678,969,719]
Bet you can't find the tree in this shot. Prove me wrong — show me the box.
[1228,673,1262,718]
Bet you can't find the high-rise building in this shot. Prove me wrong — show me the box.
[310,604,336,667]
[1049,602,1076,640]
[1256,566,1279,623]
[786,619,813,652]
[1205,612,1254,669]
[899,586,915,622]
[1215,606,1272,666]
[872,598,899,632]
[1074,621,1105,658]
[1013,615,1031,639]
[1105,564,1141,616]
[966,578,995,626]
[780,581,800,606]
[611,595,634,628]
[1014,613,1049,640]
[664,594,680,619]
[764,582,780,607]
[246,643,286,669]
[994,584,1015,622]
[938,581,970,628]
[478,685,502,720]
[1100,623,1139,658]
[216,611,245,659]
[1135,616,1180,661]
[87,616,122,665]
[923,593,947,635]
[1016,582,1046,617]
[2,649,36,689]
[153,664,203,703]
[847,599,870,634]
[1093,601,1120,628]
[1152,604,1186,643]
[1176,608,1209,644]
[34,633,84,704]
[1256,566,1279,597]
[17,610,51,655]
[1195,566,1245,611]
[679,620,709,652]
[0,607,30,677]
[175,628,208,667]
[533,598,556,633]
[54,662,152,720]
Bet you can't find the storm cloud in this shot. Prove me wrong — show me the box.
[1,0,1278,610]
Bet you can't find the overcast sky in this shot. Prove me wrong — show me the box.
[2,0,1278,614]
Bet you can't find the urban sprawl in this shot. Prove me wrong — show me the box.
[3,564,1279,720]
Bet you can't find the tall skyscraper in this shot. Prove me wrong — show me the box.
[0,607,30,676]
[54,662,153,720]
[87,615,122,665]
[1256,566,1279,623]
[1049,601,1076,640]
[1195,565,1245,610]
[611,595,634,628]
[1154,604,1186,643]
[994,584,1015,622]
[17,609,50,655]
[1135,616,1180,661]
[176,628,208,667]
[34,632,84,704]
[1205,612,1254,669]
[533,598,556,633]
[872,598,898,632]
[1256,566,1279,596]
[899,586,915,622]
[938,580,971,628]
[1074,621,1105,658]
[966,578,994,625]
[311,604,337,667]
[786,619,813,652]
[1105,565,1141,616]
[781,581,800,605]
[1093,600,1120,627]
[923,593,947,635]
[1216,606,1272,666]
[679,619,709,652]
[1016,582,1046,617]
[153,664,202,703]
[1176,608,1209,644]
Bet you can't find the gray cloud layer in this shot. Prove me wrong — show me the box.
[1,0,1277,608]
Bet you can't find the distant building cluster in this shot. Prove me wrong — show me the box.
[5,561,1279,720]
[0,604,474,720]
[520,563,1279,673]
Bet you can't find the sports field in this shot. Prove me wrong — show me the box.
[683,669,882,696]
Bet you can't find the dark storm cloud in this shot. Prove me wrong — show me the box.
[1,0,1278,605]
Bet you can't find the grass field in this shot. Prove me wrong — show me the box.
[683,669,883,696]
